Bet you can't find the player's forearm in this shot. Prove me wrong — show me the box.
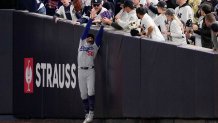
[81,19,93,40]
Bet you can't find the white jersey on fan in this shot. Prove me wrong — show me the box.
[56,4,78,21]
[116,9,128,21]
[82,0,91,6]
[168,19,187,44]
[141,13,165,41]
[116,9,138,29]
[154,13,167,33]
[175,4,194,24]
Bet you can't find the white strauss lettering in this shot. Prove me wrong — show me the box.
[35,63,77,89]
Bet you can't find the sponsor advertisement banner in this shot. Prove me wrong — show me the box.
[13,12,82,118]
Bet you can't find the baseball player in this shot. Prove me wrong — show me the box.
[78,19,104,123]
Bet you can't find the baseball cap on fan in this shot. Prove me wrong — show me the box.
[92,0,102,5]
[165,8,175,16]
[157,1,167,8]
[186,19,193,27]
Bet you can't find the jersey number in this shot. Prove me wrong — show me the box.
[87,51,94,56]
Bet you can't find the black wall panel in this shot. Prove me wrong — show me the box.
[0,10,13,114]
[13,11,44,118]
[122,35,141,117]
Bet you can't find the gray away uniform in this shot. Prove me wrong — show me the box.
[77,19,104,114]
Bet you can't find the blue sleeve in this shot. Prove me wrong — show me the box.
[81,19,93,40]
[95,26,104,47]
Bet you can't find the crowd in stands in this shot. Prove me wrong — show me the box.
[19,0,218,50]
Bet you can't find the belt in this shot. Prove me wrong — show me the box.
[80,66,94,70]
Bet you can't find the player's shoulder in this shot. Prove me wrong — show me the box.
[80,38,86,44]
[92,42,100,49]
[93,42,98,47]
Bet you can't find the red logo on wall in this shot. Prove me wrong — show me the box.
[24,58,34,94]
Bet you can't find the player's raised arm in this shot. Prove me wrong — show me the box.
[80,19,93,40]
[95,26,104,47]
